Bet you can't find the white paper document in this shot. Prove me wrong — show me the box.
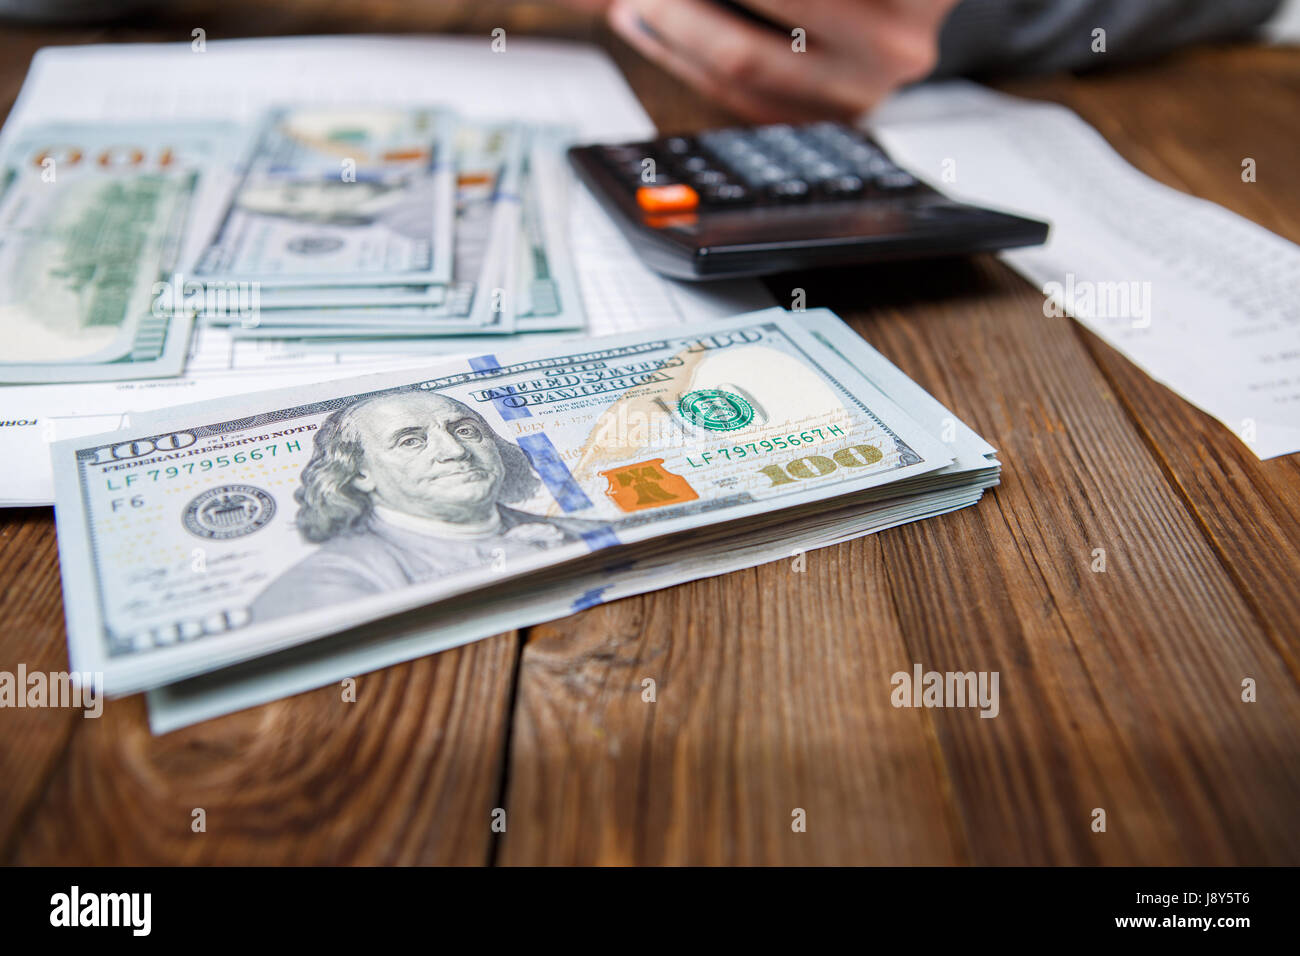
[871,82,1300,459]
[0,36,769,505]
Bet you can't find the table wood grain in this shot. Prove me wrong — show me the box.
[2,2,1298,866]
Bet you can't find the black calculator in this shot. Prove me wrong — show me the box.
[569,122,1049,280]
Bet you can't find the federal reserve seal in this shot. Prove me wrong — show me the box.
[183,485,276,540]
[677,389,755,432]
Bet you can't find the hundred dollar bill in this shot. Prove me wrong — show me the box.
[509,127,585,332]
[0,121,236,383]
[52,307,954,694]
[226,125,578,338]
[247,119,517,312]
[148,327,1000,731]
[211,121,526,334]
[193,106,455,288]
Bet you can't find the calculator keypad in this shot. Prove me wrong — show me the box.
[600,122,919,211]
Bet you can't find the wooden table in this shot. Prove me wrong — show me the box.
[3,3,1299,866]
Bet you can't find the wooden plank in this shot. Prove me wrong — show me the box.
[498,541,970,865]
[0,510,79,857]
[9,633,521,865]
[1080,330,1300,676]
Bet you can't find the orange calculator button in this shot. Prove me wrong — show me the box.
[636,184,699,213]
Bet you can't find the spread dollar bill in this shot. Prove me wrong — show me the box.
[242,119,521,314]
[0,121,236,383]
[52,307,966,694]
[193,106,456,288]
[225,124,578,337]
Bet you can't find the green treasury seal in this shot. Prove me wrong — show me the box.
[677,389,755,432]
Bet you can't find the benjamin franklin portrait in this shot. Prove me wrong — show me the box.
[251,391,603,622]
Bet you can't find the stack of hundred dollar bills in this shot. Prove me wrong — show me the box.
[0,106,583,386]
[48,306,1000,729]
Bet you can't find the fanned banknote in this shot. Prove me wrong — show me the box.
[212,121,529,335]
[193,106,456,288]
[226,124,580,338]
[51,308,994,695]
[503,125,585,332]
[245,119,519,314]
[0,121,237,383]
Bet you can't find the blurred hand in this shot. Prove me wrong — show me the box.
[593,0,960,122]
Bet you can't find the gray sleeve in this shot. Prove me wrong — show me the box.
[933,0,1283,77]
[0,0,151,22]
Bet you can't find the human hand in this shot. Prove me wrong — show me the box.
[601,0,960,121]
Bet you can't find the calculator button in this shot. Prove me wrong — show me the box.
[663,137,693,155]
[823,174,865,196]
[702,183,750,204]
[636,183,700,212]
[853,160,892,180]
[712,147,753,169]
[679,155,712,173]
[872,170,919,190]
[767,179,810,200]
[690,169,729,187]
